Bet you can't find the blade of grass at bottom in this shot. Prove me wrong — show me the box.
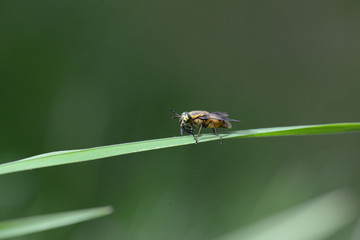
[0,206,113,239]
[216,189,359,240]
[0,122,359,176]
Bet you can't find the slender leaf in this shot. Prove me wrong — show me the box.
[0,206,113,239]
[0,123,359,175]
[216,189,359,240]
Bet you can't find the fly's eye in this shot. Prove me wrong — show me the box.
[181,112,190,122]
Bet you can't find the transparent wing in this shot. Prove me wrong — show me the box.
[211,112,229,117]
[199,113,241,122]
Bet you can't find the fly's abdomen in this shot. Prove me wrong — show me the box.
[204,119,232,128]
[223,121,232,128]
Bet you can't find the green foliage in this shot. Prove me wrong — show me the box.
[0,122,359,239]
[0,207,113,239]
[0,122,359,176]
[217,190,359,240]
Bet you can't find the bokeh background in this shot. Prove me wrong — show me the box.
[1,0,360,239]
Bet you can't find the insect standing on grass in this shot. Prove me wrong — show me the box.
[171,110,241,144]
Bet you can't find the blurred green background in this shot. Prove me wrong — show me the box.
[1,0,360,239]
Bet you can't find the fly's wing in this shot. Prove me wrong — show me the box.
[199,112,241,122]
[211,112,229,117]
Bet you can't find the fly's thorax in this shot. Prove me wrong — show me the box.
[188,110,209,119]
[193,118,205,126]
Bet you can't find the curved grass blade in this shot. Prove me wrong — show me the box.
[0,123,359,176]
[216,189,359,240]
[0,206,113,239]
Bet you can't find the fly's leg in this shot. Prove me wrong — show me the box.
[195,124,203,144]
[181,123,193,135]
[184,126,194,134]
[180,126,185,136]
[183,125,195,139]
[182,124,200,144]
[189,123,195,136]
[211,122,223,144]
[185,125,196,142]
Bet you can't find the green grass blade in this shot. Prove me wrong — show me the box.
[0,206,113,239]
[0,122,359,175]
[216,189,359,240]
